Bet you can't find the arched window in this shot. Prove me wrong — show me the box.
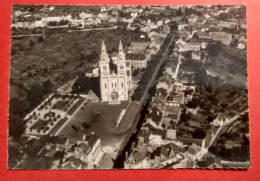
[104,83,107,88]
[121,83,123,88]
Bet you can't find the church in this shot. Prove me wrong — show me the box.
[99,40,132,103]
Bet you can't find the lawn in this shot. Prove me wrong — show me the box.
[52,100,69,111]
[31,119,47,130]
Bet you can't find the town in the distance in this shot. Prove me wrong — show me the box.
[9,4,250,169]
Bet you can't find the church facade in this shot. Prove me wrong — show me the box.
[99,40,132,103]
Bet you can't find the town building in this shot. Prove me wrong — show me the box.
[99,40,132,103]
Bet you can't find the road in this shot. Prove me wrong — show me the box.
[207,109,249,148]
[195,109,249,161]
[100,34,176,168]
[116,34,176,133]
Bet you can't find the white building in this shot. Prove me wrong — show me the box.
[99,41,132,103]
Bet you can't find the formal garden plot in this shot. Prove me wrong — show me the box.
[25,94,86,136]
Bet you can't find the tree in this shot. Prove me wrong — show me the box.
[42,79,53,95]
[195,68,208,86]
[9,97,30,115]
[38,36,44,43]
[30,40,34,47]
[72,76,93,94]
[26,83,44,108]
[176,8,182,16]
[192,129,206,139]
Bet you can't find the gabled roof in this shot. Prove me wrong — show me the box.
[126,53,146,60]
[126,150,147,164]
[147,106,162,126]
[64,156,86,168]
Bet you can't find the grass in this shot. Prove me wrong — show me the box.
[52,100,69,111]
[31,119,47,130]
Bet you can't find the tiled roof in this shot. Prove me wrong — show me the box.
[126,53,146,60]
[147,106,162,126]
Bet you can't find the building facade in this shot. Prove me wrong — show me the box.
[99,40,132,103]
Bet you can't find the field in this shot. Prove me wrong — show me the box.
[206,45,247,89]
[10,29,141,90]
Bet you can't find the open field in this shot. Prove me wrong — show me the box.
[10,29,141,90]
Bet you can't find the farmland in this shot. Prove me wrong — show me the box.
[10,29,141,90]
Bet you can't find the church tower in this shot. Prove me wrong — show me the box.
[99,40,132,103]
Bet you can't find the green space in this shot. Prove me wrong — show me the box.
[52,100,70,111]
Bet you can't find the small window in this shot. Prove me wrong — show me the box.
[104,83,107,88]
[121,83,123,88]
[115,83,117,88]
[103,66,107,70]
[120,65,124,69]
[111,83,113,88]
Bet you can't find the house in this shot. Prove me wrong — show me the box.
[211,113,225,127]
[84,18,94,26]
[192,51,201,61]
[111,10,119,17]
[79,12,94,20]
[98,12,109,21]
[124,151,150,169]
[218,21,238,29]
[72,133,104,168]
[163,105,181,124]
[55,137,70,150]
[149,46,159,55]
[150,143,185,168]
[209,32,232,45]
[166,125,177,140]
[62,156,87,169]
[157,20,164,27]
[35,20,44,27]
[93,17,102,25]
[183,143,201,160]
[195,156,222,168]
[148,30,159,38]
[178,23,189,31]
[109,17,118,23]
[156,82,170,92]
[100,6,107,12]
[127,53,147,69]
[188,14,198,25]
[145,106,163,129]
[71,19,84,28]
